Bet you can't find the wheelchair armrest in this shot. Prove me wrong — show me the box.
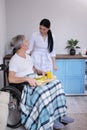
[9,82,28,87]
[9,82,29,92]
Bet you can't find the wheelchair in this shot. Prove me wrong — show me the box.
[0,64,24,129]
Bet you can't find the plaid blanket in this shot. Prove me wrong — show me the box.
[20,80,67,130]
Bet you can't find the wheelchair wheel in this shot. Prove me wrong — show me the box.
[1,86,22,128]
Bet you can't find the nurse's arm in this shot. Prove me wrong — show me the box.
[51,56,57,70]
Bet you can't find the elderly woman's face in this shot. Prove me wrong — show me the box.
[39,25,49,36]
[21,38,29,51]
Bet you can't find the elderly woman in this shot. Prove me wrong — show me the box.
[9,35,74,130]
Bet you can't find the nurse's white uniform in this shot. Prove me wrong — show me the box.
[28,32,56,72]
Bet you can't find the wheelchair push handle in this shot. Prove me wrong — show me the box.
[0,64,7,71]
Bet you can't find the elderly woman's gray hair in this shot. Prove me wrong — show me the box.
[10,35,25,55]
[10,35,25,49]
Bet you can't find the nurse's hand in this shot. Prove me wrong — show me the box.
[37,69,43,75]
[33,67,43,75]
[26,77,38,87]
[53,65,57,71]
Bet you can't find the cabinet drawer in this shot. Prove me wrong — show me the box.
[65,76,84,94]
[54,59,85,94]
[55,60,66,76]
[66,59,85,76]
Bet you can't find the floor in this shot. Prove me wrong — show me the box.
[6,95,87,130]
[64,96,87,130]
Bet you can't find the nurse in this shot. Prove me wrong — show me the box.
[28,18,57,74]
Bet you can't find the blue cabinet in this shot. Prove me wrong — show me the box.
[53,59,85,94]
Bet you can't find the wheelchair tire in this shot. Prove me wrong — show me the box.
[1,86,22,129]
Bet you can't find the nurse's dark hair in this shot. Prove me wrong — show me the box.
[40,19,53,53]
[10,35,25,55]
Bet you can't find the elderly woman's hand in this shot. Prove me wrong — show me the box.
[26,77,38,87]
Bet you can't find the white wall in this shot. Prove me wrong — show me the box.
[0,0,6,87]
[0,0,6,62]
[6,0,87,54]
